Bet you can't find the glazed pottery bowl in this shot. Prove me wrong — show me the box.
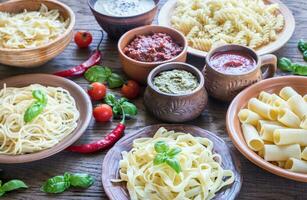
[227,76,307,182]
[88,0,159,40]
[0,74,92,163]
[118,25,188,83]
[203,44,277,102]
[102,124,242,200]
[0,0,75,68]
[144,62,207,123]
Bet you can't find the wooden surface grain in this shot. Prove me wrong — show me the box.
[0,0,306,199]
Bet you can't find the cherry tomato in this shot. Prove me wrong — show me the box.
[121,80,140,99]
[87,82,107,101]
[93,104,113,122]
[74,31,93,48]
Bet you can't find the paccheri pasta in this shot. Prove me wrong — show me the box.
[171,0,285,52]
[238,87,307,173]
[113,127,234,200]
[0,4,69,49]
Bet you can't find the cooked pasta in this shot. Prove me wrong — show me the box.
[238,87,307,173]
[0,84,79,155]
[171,0,285,52]
[0,4,69,49]
[113,127,234,200]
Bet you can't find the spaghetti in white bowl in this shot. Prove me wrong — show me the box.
[0,84,79,155]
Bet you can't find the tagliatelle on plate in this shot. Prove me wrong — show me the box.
[0,4,69,49]
[112,127,234,200]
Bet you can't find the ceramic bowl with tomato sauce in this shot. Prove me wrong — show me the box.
[118,25,188,83]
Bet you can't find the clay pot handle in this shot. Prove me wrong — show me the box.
[260,54,277,79]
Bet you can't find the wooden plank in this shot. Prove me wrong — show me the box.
[0,0,306,199]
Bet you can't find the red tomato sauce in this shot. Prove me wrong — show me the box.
[123,33,183,62]
[209,51,257,74]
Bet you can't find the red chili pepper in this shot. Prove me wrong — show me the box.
[54,31,104,77]
[66,122,125,153]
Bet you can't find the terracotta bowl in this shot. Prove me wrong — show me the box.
[88,0,159,40]
[0,74,92,163]
[102,124,242,200]
[0,0,75,68]
[227,76,307,182]
[118,25,188,83]
[144,62,207,122]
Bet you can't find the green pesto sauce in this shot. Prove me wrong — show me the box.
[153,69,199,94]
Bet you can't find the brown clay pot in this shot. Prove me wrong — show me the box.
[88,0,159,40]
[144,62,208,123]
[118,25,188,83]
[203,44,277,102]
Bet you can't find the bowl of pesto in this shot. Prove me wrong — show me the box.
[144,62,208,123]
[88,0,159,39]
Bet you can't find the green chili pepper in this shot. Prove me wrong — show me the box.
[298,39,307,53]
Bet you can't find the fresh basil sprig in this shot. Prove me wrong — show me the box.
[298,39,307,61]
[153,141,182,174]
[105,93,137,117]
[84,65,124,88]
[41,173,94,194]
[24,90,47,123]
[278,57,307,76]
[0,179,28,196]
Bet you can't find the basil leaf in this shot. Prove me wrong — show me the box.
[120,101,137,117]
[112,104,122,116]
[105,93,117,106]
[41,175,70,194]
[292,64,307,76]
[166,158,181,174]
[107,73,124,88]
[69,173,94,188]
[153,154,166,165]
[32,90,47,104]
[84,66,112,83]
[1,180,27,192]
[119,97,128,104]
[298,39,307,53]
[0,190,4,197]
[167,147,182,158]
[277,57,293,72]
[24,102,44,123]
[303,51,307,62]
[154,141,169,153]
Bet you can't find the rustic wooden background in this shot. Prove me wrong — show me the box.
[0,0,306,199]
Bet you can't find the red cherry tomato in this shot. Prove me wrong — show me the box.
[87,82,107,101]
[93,104,113,122]
[121,80,140,99]
[74,31,93,48]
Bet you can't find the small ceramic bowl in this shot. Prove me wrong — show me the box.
[227,76,307,182]
[203,44,277,102]
[0,0,75,68]
[88,0,159,40]
[144,62,207,123]
[0,74,92,163]
[118,25,188,83]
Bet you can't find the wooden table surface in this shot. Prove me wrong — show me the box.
[0,0,306,199]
